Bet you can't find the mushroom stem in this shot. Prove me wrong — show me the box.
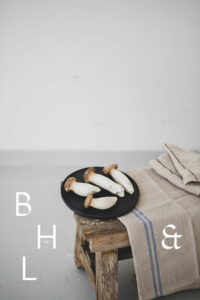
[84,168,124,197]
[64,177,101,197]
[103,164,134,194]
[84,194,118,210]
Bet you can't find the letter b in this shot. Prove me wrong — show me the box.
[16,192,32,216]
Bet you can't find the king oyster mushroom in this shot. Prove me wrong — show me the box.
[103,163,134,194]
[64,177,101,197]
[84,167,124,197]
[84,194,118,210]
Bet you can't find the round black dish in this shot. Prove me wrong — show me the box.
[61,167,140,219]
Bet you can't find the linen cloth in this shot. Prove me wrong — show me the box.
[149,144,200,196]
[163,144,200,185]
[119,149,200,299]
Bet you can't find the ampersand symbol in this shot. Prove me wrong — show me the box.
[161,224,182,250]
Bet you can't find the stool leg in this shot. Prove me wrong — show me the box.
[74,227,84,269]
[95,249,118,300]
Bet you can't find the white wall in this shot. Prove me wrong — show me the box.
[1,0,200,151]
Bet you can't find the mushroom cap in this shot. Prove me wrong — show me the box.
[64,177,76,191]
[84,194,93,208]
[84,167,96,183]
[103,163,118,175]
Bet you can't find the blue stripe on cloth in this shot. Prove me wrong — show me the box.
[133,211,159,298]
[136,208,163,296]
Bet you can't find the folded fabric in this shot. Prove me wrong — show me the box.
[119,168,200,300]
[149,144,200,196]
[163,144,200,184]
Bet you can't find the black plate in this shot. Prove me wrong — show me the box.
[61,167,139,219]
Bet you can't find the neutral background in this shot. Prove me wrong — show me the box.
[1,0,200,151]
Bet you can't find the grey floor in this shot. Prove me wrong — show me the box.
[0,151,200,300]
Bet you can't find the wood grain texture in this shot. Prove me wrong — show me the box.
[74,214,132,299]
[89,232,130,252]
[74,214,129,253]
[74,227,86,269]
[96,250,118,300]
[74,214,127,238]
[79,245,96,290]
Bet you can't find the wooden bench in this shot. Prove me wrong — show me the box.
[74,213,133,300]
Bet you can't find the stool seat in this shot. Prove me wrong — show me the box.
[74,213,133,300]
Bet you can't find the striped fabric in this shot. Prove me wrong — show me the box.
[133,209,163,297]
[119,168,200,300]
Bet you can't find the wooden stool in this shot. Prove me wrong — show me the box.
[74,213,133,300]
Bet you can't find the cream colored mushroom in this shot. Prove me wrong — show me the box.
[84,168,124,197]
[103,164,134,194]
[84,194,118,210]
[64,177,101,197]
